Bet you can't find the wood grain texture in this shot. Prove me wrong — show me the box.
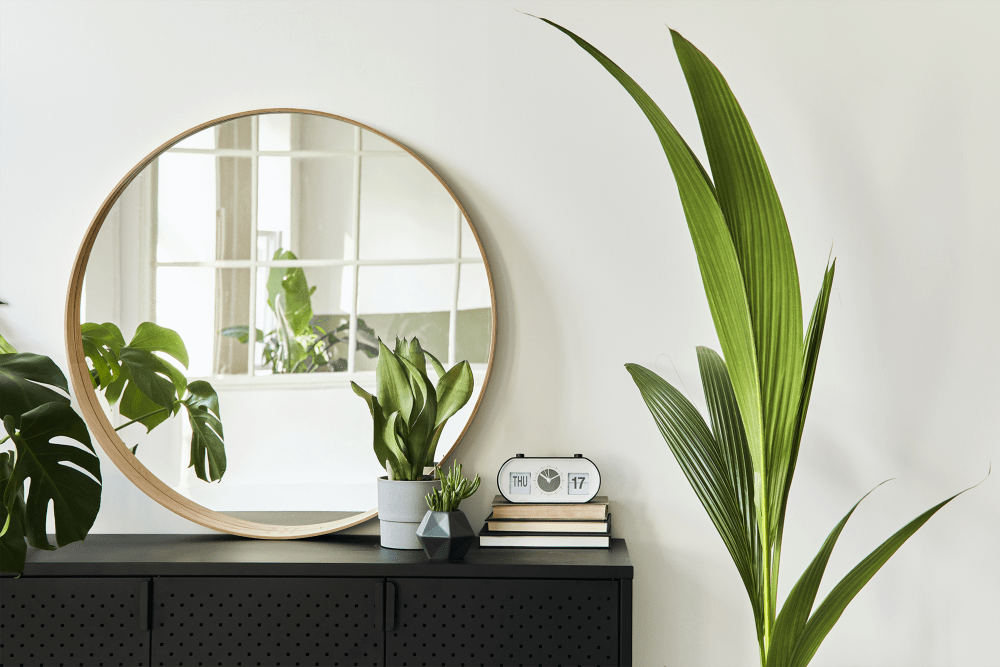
[63,108,497,540]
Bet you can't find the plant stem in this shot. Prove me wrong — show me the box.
[0,435,9,445]
[114,407,170,431]
[758,486,775,666]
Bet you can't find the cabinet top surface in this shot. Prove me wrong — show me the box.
[14,534,632,579]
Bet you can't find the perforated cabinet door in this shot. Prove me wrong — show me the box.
[0,577,151,667]
[386,578,620,667]
[150,577,383,667]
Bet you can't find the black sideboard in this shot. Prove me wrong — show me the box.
[1,534,633,667]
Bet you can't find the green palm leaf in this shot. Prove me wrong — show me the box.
[696,346,763,637]
[788,487,974,666]
[540,18,765,484]
[773,260,837,600]
[672,30,804,543]
[767,482,886,667]
[626,363,759,617]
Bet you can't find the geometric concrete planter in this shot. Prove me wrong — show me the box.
[377,476,440,550]
[415,510,476,561]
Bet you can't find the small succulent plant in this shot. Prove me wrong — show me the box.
[425,461,481,512]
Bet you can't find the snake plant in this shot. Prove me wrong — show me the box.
[352,338,474,481]
[540,18,977,666]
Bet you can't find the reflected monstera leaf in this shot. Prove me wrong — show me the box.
[80,321,226,481]
[181,381,226,483]
[84,322,188,431]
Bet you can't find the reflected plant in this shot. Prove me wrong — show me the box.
[540,17,980,667]
[81,322,227,483]
[222,248,379,373]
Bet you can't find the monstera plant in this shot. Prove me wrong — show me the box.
[222,248,379,374]
[1,322,227,574]
[82,321,227,483]
[541,18,977,666]
[1,333,101,575]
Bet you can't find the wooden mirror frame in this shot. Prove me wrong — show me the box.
[64,108,497,539]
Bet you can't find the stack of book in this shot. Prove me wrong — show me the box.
[478,495,610,548]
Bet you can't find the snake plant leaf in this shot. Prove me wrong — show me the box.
[672,30,804,540]
[767,482,885,667]
[394,337,429,377]
[266,249,314,336]
[2,403,101,556]
[382,411,413,480]
[219,325,265,344]
[625,362,760,612]
[697,346,763,637]
[128,321,190,370]
[424,349,447,380]
[398,356,437,472]
[788,486,974,667]
[376,339,414,425]
[1,450,28,573]
[433,360,474,431]
[181,381,226,482]
[540,17,765,498]
[0,352,71,419]
[352,384,402,479]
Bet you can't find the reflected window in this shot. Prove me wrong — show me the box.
[109,113,490,380]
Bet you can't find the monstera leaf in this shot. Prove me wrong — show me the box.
[2,403,102,573]
[80,321,226,482]
[83,322,188,431]
[180,381,226,483]
[0,352,71,419]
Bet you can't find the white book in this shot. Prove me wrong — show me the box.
[478,524,610,548]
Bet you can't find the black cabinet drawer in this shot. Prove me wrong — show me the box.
[386,578,620,667]
[0,577,151,667]
[150,577,383,667]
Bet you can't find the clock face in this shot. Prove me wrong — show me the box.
[536,467,562,493]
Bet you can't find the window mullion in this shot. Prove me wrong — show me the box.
[245,116,260,376]
[347,127,362,373]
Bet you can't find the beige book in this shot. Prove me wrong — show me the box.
[490,495,609,520]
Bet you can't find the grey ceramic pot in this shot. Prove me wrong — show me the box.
[377,477,440,550]
[415,510,476,561]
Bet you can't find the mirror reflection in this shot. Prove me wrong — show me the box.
[83,112,494,522]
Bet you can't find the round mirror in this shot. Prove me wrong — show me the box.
[65,109,496,538]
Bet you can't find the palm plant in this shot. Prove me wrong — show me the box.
[221,249,379,374]
[540,18,976,666]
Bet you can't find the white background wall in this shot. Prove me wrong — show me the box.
[2,2,997,665]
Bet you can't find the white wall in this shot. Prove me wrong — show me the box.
[1,2,997,665]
